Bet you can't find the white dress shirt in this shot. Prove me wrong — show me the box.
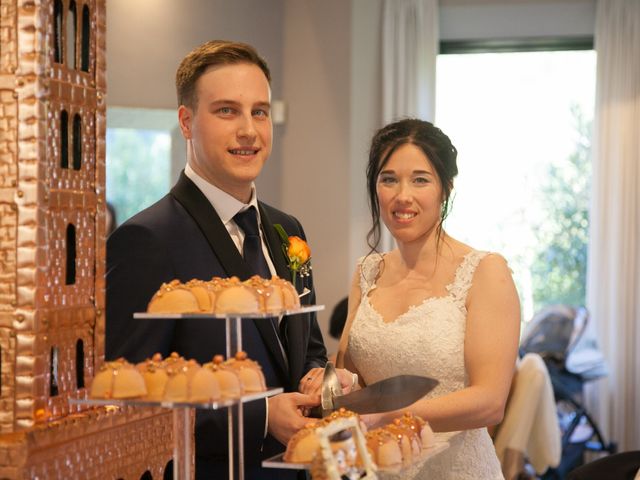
[184,164,277,276]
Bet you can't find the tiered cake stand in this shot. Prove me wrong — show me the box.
[263,435,453,477]
[72,305,324,480]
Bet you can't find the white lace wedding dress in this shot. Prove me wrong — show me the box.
[347,251,504,480]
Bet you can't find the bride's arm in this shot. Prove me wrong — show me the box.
[363,253,521,431]
[301,266,364,396]
[336,266,363,380]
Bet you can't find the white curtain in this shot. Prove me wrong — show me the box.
[380,0,438,250]
[586,0,640,452]
[382,0,438,123]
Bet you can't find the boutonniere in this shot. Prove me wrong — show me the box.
[274,224,312,284]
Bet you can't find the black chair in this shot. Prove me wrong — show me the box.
[566,451,640,480]
[329,297,348,340]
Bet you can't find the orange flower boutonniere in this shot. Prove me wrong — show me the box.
[274,224,312,284]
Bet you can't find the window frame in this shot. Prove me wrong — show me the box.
[440,36,593,55]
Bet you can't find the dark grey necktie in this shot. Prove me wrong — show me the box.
[233,206,271,279]
[233,207,289,352]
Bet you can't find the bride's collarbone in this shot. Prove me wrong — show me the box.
[368,280,447,319]
[376,268,452,295]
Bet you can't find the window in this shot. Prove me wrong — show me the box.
[81,5,90,72]
[50,346,60,396]
[76,339,84,388]
[65,223,76,284]
[60,109,68,168]
[53,0,63,63]
[106,107,184,227]
[66,0,77,69]
[72,113,82,170]
[436,49,596,321]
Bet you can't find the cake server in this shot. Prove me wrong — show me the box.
[311,362,439,417]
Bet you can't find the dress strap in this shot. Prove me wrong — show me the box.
[357,253,384,298]
[447,250,489,305]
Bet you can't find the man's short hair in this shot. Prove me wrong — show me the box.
[175,40,271,109]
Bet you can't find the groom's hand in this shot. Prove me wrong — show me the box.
[299,367,324,395]
[298,367,358,395]
[268,392,320,445]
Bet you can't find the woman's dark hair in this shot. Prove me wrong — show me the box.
[366,118,458,251]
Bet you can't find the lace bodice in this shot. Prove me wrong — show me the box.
[348,251,504,479]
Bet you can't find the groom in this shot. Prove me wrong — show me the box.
[106,40,328,479]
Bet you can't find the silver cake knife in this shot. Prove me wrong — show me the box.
[311,362,439,417]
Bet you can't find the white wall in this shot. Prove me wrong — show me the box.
[350,0,383,278]
[280,0,354,354]
[107,0,285,108]
[440,0,596,40]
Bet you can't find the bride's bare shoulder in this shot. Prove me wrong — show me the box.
[440,236,473,262]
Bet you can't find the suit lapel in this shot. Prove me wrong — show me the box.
[170,172,251,280]
[170,173,289,377]
[259,203,311,385]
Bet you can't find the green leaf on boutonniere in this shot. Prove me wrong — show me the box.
[274,223,290,246]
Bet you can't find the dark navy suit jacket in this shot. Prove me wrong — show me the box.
[106,171,327,479]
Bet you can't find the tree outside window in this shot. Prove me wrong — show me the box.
[436,50,596,322]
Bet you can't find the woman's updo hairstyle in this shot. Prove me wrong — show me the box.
[366,118,458,251]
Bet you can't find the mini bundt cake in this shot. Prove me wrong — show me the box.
[146,275,301,314]
[364,412,435,468]
[284,409,364,464]
[136,353,169,401]
[284,422,323,463]
[90,358,147,399]
[365,428,404,468]
[147,279,200,313]
[162,359,221,403]
[203,355,243,398]
[223,351,267,393]
[213,277,261,314]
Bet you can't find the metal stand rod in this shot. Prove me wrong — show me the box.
[226,316,235,479]
[235,316,244,480]
[226,316,245,480]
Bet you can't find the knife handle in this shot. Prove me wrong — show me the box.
[308,406,323,418]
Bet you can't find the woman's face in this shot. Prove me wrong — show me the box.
[376,143,443,245]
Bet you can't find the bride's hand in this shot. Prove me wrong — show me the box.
[336,368,359,394]
[298,367,359,396]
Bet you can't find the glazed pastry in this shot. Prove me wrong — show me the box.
[146,275,300,314]
[223,351,267,393]
[90,358,147,399]
[203,355,243,398]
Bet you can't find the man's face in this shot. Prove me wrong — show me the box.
[179,63,272,202]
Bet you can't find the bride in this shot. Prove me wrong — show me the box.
[337,118,520,479]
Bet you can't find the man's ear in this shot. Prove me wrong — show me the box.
[178,105,193,139]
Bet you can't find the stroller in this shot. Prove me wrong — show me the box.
[519,305,617,478]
